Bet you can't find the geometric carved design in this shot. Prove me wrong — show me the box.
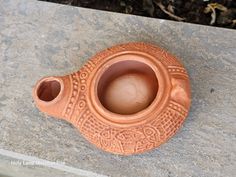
[168,66,188,76]
[61,42,191,155]
[72,100,187,155]
[63,72,79,120]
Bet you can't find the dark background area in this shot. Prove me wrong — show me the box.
[40,0,236,29]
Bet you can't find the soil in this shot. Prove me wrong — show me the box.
[40,0,236,29]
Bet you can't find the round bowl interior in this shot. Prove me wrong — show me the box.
[97,60,158,115]
[36,79,61,102]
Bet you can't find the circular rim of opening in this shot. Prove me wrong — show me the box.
[89,51,171,125]
[97,60,158,115]
[33,77,64,105]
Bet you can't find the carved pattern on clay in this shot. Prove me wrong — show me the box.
[168,66,188,78]
[90,43,182,67]
[63,60,96,120]
[63,43,190,155]
[70,100,187,155]
[33,42,191,155]
[63,72,80,120]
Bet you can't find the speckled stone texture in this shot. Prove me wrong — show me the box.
[0,155,79,177]
[0,0,235,177]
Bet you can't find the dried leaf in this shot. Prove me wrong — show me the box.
[204,3,228,25]
[125,5,133,14]
[232,19,236,27]
[210,3,227,12]
[143,0,155,17]
[167,4,175,14]
[204,3,227,14]
[154,1,185,21]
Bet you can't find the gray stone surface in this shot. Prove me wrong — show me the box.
[0,0,236,176]
[0,154,79,177]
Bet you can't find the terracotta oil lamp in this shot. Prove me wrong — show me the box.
[33,42,191,155]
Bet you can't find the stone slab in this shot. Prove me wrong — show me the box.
[0,0,236,176]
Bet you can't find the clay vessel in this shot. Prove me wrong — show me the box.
[33,42,191,155]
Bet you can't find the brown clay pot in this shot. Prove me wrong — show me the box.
[33,42,191,155]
